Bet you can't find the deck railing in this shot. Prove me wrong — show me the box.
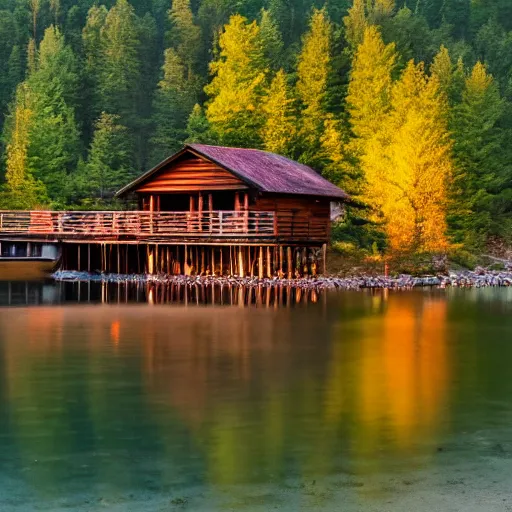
[0,210,276,238]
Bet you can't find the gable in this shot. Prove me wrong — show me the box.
[135,153,248,194]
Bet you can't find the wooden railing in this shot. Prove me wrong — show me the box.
[0,210,276,238]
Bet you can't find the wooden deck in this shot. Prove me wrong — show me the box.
[0,210,278,243]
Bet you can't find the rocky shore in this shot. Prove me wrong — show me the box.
[53,267,512,290]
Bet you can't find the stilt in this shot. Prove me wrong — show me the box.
[258,246,264,279]
[322,243,327,275]
[238,245,245,277]
[77,244,81,271]
[287,246,293,279]
[266,246,271,278]
[279,245,284,278]
[302,247,308,276]
[88,244,91,273]
[184,244,191,275]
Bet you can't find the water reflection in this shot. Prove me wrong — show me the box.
[0,288,511,509]
[0,280,323,307]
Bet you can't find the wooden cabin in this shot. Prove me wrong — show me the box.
[116,144,348,245]
[0,144,348,277]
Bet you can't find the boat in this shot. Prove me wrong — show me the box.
[0,241,60,279]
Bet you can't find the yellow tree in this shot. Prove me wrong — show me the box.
[261,69,297,156]
[376,61,452,252]
[204,14,267,147]
[296,8,331,158]
[343,0,367,50]
[1,84,48,209]
[346,26,396,147]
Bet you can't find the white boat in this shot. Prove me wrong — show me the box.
[0,241,60,279]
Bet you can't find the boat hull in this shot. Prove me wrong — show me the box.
[0,259,58,280]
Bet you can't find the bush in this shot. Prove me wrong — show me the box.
[449,249,479,270]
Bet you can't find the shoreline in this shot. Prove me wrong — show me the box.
[52,268,512,290]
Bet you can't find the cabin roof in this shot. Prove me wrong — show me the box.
[116,144,348,199]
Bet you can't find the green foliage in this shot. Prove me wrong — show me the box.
[73,112,133,202]
[448,61,510,249]
[150,48,199,164]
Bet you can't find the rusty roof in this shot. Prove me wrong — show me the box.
[116,144,348,199]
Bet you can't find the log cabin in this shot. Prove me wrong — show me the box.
[0,144,348,277]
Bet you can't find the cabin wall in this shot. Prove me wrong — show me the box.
[253,195,331,242]
[135,155,248,194]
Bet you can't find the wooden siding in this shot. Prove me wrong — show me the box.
[254,196,331,241]
[135,156,248,193]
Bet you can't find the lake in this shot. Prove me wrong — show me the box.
[0,282,512,511]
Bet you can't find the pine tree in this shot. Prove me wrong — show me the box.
[75,113,133,201]
[186,103,214,143]
[204,14,267,147]
[98,0,140,138]
[168,0,201,76]
[1,84,48,209]
[296,8,331,163]
[449,62,508,248]
[150,48,199,164]
[258,9,284,71]
[82,5,108,141]
[430,45,464,105]
[261,69,297,156]
[24,26,80,201]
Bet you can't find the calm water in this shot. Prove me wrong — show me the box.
[0,282,512,511]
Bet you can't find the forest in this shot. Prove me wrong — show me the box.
[0,0,511,256]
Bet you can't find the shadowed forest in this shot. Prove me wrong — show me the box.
[0,0,511,255]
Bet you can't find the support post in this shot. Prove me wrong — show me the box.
[238,246,245,277]
[258,246,264,279]
[322,243,327,275]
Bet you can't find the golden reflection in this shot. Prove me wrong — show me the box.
[349,293,448,477]
[0,292,450,497]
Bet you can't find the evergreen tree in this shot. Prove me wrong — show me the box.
[430,45,464,105]
[261,69,297,156]
[24,26,80,201]
[168,0,201,76]
[204,14,267,147]
[74,113,133,201]
[449,62,508,248]
[186,103,215,143]
[258,9,284,71]
[150,48,199,164]
[97,0,141,143]
[296,8,331,164]
[82,5,108,141]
